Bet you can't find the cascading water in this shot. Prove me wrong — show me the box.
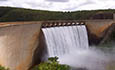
[42,24,115,70]
[42,25,89,57]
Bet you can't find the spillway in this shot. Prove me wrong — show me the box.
[42,24,115,70]
[42,25,89,57]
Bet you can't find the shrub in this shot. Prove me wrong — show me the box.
[32,56,70,70]
[0,65,9,70]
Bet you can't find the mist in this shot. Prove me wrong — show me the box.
[58,46,115,70]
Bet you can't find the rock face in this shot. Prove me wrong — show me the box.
[0,23,41,70]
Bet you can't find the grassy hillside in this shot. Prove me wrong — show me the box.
[0,7,115,22]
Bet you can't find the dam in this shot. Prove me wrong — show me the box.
[42,24,88,57]
[0,20,114,70]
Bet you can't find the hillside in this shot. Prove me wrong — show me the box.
[0,7,115,22]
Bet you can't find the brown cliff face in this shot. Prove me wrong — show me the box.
[0,23,41,70]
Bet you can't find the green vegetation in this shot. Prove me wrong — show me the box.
[0,7,115,22]
[32,56,70,70]
[0,57,70,70]
[0,65,9,70]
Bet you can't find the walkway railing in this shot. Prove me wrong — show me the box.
[42,21,85,28]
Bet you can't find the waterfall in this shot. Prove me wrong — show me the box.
[42,25,115,70]
[42,25,89,57]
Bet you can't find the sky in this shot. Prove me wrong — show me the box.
[0,0,115,11]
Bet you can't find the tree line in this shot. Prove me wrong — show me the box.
[0,7,115,22]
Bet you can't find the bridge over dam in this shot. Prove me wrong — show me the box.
[0,19,114,70]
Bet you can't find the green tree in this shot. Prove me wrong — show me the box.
[32,56,70,70]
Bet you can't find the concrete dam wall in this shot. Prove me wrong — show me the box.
[85,20,114,44]
[0,22,41,70]
[0,20,114,70]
